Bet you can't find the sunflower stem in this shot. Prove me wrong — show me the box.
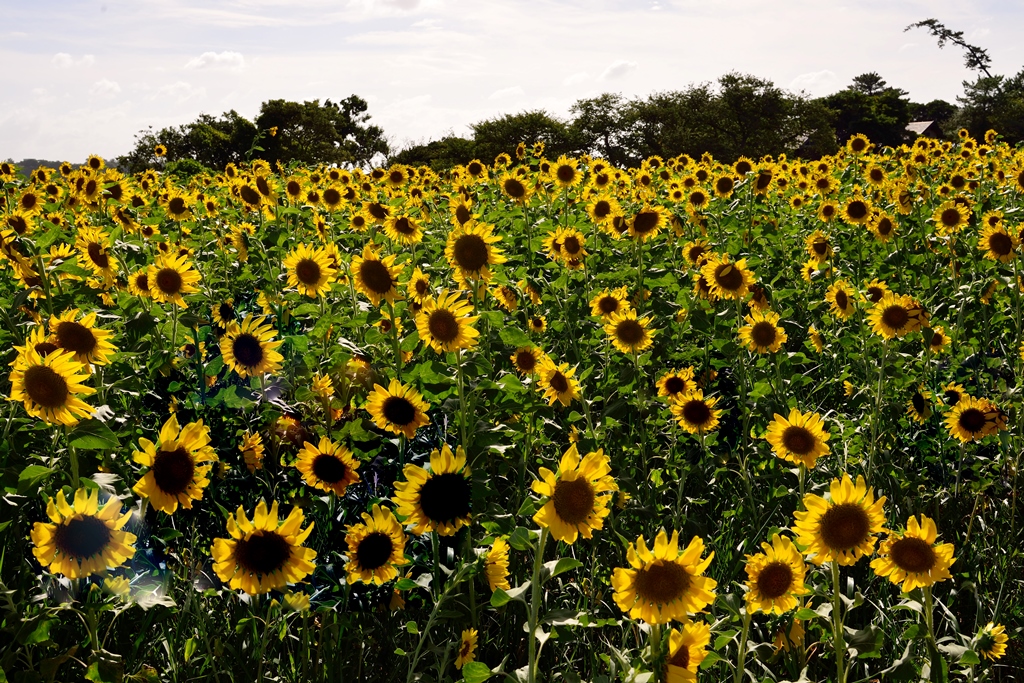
[527,527,549,683]
[388,300,403,382]
[65,426,79,488]
[868,339,888,478]
[830,561,847,683]
[649,622,663,682]
[955,441,967,496]
[456,349,469,461]
[923,585,937,653]
[734,609,752,683]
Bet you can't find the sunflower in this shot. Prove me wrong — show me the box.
[132,414,218,514]
[586,194,620,224]
[585,288,625,320]
[808,325,824,353]
[869,212,898,241]
[939,382,969,408]
[867,293,928,339]
[612,530,717,624]
[526,314,546,334]
[906,385,933,423]
[682,240,710,267]
[212,500,316,595]
[604,309,654,354]
[148,253,202,308]
[384,214,423,246]
[295,437,360,497]
[491,284,518,311]
[701,254,755,301]
[445,221,507,285]
[862,279,890,305]
[344,504,409,585]
[536,357,581,406]
[395,443,472,536]
[352,244,403,307]
[945,396,1005,442]
[738,309,787,354]
[240,432,265,473]
[979,224,1018,262]
[664,621,710,683]
[365,379,431,438]
[871,514,954,593]
[805,231,832,263]
[75,227,118,283]
[284,243,336,298]
[406,267,432,304]
[47,308,117,368]
[671,390,721,435]
[222,315,284,378]
[484,537,511,591]
[744,534,809,615]
[657,368,696,402]
[415,290,479,354]
[9,347,95,426]
[629,204,670,242]
[211,299,237,330]
[553,227,588,263]
[793,473,887,566]
[765,409,830,469]
[532,445,616,544]
[31,488,136,579]
[551,155,582,189]
[932,201,970,235]
[976,623,1008,661]
[455,629,478,670]
[499,173,533,203]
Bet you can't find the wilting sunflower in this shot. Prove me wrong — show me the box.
[612,530,717,624]
[31,488,136,579]
[47,308,117,368]
[932,201,970,235]
[366,379,431,438]
[295,437,360,496]
[455,629,478,670]
[344,504,409,585]
[445,221,507,285]
[945,396,1005,442]
[416,290,479,354]
[536,357,581,406]
[352,244,403,307]
[532,445,616,544]
[979,224,1018,262]
[701,254,755,301]
[976,623,1008,661]
[765,409,830,469]
[384,214,423,246]
[867,293,928,339]
[284,243,336,298]
[9,347,95,426]
[906,385,933,423]
[240,431,265,473]
[133,414,217,514]
[222,315,284,378]
[395,444,472,536]
[824,281,856,319]
[738,309,787,354]
[793,473,886,566]
[871,514,954,593]
[671,390,721,435]
[744,534,809,615]
[212,500,316,595]
[657,368,696,402]
[148,253,202,308]
[484,537,511,591]
[511,346,542,375]
[664,621,710,683]
[604,309,654,354]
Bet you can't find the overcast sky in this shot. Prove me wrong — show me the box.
[1,0,1020,163]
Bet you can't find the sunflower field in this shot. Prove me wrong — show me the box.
[0,130,1021,683]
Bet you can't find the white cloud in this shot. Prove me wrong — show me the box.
[489,85,524,100]
[789,69,837,95]
[152,81,206,103]
[52,53,95,68]
[89,79,121,97]
[563,72,590,86]
[184,51,246,70]
[899,43,917,53]
[600,59,638,80]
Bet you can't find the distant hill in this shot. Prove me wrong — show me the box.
[2,158,68,175]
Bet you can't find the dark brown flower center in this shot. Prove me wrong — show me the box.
[218,302,235,322]
[556,164,575,183]
[664,376,686,395]
[819,503,871,552]
[876,218,893,235]
[835,290,848,310]
[359,259,394,294]
[152,446,195,495]
[889,537,936,574]
[958,408,987,434]
[812,238,829,255]
[548,371,569,394]
[781,426,814,455]
[633,211,659,234]
[944,389,962,405]
[503,178,526,198]
[912,392,927,415]
[393,217,416,235]
[615,319,646,346]
[419,472,472,523]
[634,560,691,605]
[668,643,690,669]
[455,205,471,225]
[716,177,734,194]
[235,531,291,575]
[756,560,794,598]
[552,477,595,524]
[751,321,777,348]
[988,232,1013,256]
[155,267,183,295]
[846,200,868,220]
[168,197,187,215]
[681,399,712,426]
[232,333,264,368]
[356,531,393,570]
[598,296,620,315]
[295,258,321,285]
[54,515,112,559]
[428,309,460,343]
[593,200,611,218]
[23,365,70,408]
[452,234,489,272]
[34,341,59,357]
[940,208,961,228]
[368,203,388,221]
[87,242,110,269]
[515,351,537,372]
[382,396,416,426]
[881,305,909,330]
[56,321,98,355]
[713,263,743,292]
[867,286,884,303]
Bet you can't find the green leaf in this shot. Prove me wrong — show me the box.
[395,578,418,591]
[549,558,583,579]
[69,419,120,450]
[499,326,532,348]
[184,637,197,663]
[405,621,419,635]
[713,630,737,650]
[959,650,981,666]
[18,465,53,492]
[213,385,255,409]
[795,607,819,621]
[490,588,512,607]
[461,661,493,683]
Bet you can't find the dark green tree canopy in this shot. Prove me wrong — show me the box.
[819,74,913,149]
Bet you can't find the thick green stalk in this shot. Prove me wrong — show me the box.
[734,610,752,683]
[527,528,549,683]
[831,561,846,683]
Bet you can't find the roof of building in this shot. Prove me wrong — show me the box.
[906,121,937,135]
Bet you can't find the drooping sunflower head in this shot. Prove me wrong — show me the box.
[455,628,478,670]
[657,367,696,402]
[738,309,787,354]
[765,408,830,469]
[212,500,316,595]
[807,325,824,353]
[31,488,136,579]
[365,379,431,439]
[701,254,754,301]
[351,244,403,307]
[870,514,955,593]
[793,472,886,566]
[484,537,511,592]
[295,437,360,497]
[975,623,1008,661]
[415,289,480,354]
[532,444,617,544]
[604,309,655,354]
[344,504,409,585]
[240,431,266,473]
[445,221,507,284]
[222,315,284,378]
[132,414,218,514]
[9,347,95,426]
[744,534,808,615]
[906,385,933,423]
[396,443,472,536]
[611,530,717,624]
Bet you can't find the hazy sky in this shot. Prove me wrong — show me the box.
[1,0,1020,162]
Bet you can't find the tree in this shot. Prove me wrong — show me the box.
[388,136,477,171]
[469,111,576,163]
[905,19,993,78]
[567,94,631,166]
[820,74,913,148]
[255,96,388,167]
